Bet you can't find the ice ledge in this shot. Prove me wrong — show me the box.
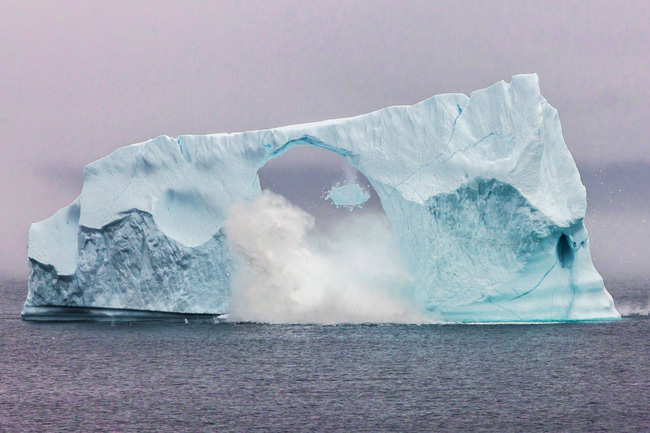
[21,305,224,323]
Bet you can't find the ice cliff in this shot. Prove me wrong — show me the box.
[24,74,620,322]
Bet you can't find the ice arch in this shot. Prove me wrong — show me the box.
[24,74,619,321]
[258,146,381,220]
[257,137,384,213]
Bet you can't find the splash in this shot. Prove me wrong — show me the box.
[616,301,650,317]
[223,190,429,324]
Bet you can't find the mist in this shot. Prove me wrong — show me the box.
[223,190,428,324]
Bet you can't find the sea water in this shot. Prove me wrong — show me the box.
[1,278,648,432]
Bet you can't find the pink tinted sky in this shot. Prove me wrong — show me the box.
[1,1,648,278]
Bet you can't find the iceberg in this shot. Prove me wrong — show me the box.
[23,74,620,322]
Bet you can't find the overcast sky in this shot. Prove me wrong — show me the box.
[1,1,648,282]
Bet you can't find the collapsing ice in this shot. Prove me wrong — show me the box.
[24,74,619,322]
[325,183,371,210]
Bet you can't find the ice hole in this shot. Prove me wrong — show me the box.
[257,146,387,231]
[556,234,574,268]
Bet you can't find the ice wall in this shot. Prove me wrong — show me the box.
[24,74,619,322]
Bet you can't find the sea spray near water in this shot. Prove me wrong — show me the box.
[223,190,429,324]
[616,301,650,316]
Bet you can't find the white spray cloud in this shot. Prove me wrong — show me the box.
[223,190,429,324]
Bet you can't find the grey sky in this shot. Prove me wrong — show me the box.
[1,1,648,280]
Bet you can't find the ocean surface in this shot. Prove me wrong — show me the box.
[1,278,648,433]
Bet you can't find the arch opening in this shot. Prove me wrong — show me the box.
[257,145,386,231]
[223,145,419,324]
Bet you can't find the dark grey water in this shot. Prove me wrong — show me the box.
[1,279,649,433]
